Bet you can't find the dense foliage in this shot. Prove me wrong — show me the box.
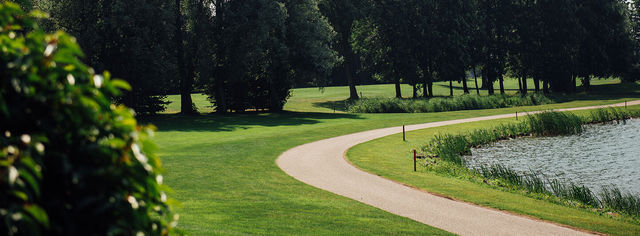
[207,0,338,112]
[42,0,175,115]
[351,0,634,96]
[21,0,640,114]
[347,93,553,113]
[29,0,338,114]
[0,3,176,234]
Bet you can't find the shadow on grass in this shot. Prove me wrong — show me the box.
[312,100,353,112]
[140,111,364,132]
[437,83,523,92]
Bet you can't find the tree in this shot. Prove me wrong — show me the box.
[319,0,369,100]
[628,0,640,82]
[478,0,513,95]
[45,0,176,115]
[283,0,340,97]
[207,0,337,113]
[433,0,474,96]
[536,0,582,93]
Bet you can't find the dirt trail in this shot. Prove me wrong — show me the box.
[277,101,640,235]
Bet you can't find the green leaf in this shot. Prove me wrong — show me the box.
[111,79,131,91]
[24,205,49,229]
[10,190,28,201]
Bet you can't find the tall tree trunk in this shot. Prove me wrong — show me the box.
[412,84,417,98]
[175,0,195,114]
[582,76,591,92]
[395,80,402,98]
[215,78,227,113]
[521,74,528,95]
[499,75,505,94]
[423,82,428,98]
[533,76,540,92]
[345,61,359,100]
[214,0,228,114]
[473,67,480,95]
[543,80,549,94]
[428,82,433,98]
[449,79,454,96]
[571,75,577,93]
[517,77,523,94]
[462,76,469,94]
[481,68,488,89]
[343,29,359,100]
[487,79,494,95]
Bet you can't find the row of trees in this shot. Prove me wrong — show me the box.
[30,0,338,114]
[336,0,635,99]
[25,0,640,113]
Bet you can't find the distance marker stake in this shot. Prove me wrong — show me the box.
[413,149,417,172]
[403,125,406,141]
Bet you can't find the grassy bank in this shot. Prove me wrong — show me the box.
[422,108,640,217]
[347,106,640,235]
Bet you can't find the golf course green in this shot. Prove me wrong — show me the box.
[150,79,640,234]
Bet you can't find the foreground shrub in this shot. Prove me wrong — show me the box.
[348,93,553,113]
[0,3,176,235]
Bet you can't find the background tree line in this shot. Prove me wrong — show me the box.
[23,0,640,114]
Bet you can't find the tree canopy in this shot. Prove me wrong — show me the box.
[27,0,640,114]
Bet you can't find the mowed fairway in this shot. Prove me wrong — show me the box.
[150,80,640,234]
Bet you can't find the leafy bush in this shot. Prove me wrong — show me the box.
[348,93,553,113]
[0,3,176,235]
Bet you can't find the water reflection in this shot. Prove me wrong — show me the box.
[467,119,640,194]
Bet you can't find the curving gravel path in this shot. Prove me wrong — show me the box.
[277,100,640,235]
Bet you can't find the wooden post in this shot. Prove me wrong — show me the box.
[413,149,417,172]
[625,101,627,109]
[403,125,406,141]
[516,111,518,120]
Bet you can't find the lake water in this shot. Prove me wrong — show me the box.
[466,119,640,194]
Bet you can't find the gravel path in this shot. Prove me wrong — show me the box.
[277,101,640,235]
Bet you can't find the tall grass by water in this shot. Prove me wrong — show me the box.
[348,93,553,113]
[527,111,583,136]
[421,108,640,217]
[476,164,639,215]
[590,107,636,124]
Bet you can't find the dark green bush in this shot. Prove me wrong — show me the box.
[0,3,176,235]
[348,93,553,113]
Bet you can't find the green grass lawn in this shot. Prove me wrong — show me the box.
[347,106,640,236]
[150,80,640,234]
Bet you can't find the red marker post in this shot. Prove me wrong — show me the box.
[413,149,417,172]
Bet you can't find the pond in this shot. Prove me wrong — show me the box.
[466,119,640,195]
